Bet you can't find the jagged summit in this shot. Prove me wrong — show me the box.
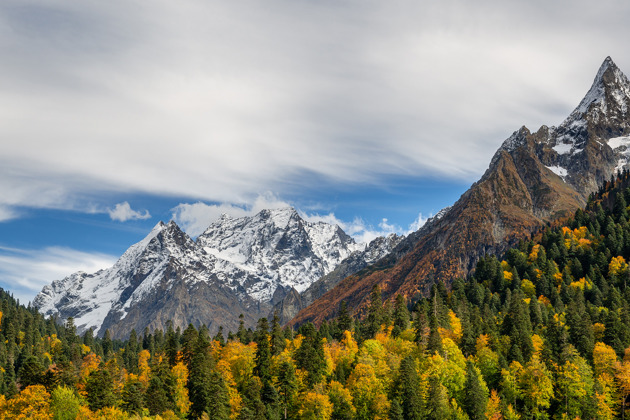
[34,205,400,339]
[564,56,630,126]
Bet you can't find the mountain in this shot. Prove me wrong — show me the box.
[33,208,398,339]
[196,207,363,304]
[271,232,403,324]
[289,56,630,325]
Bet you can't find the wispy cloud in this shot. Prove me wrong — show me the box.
[0,245,117,303]
[1,0,628,219]
[172,193,290,237]
[108,202,151,222]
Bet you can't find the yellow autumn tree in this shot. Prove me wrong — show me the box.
[171,361,191,416]
[347,363,389,419]
[609,256,628,284]
[298,391,333,420]
[519,355,554,418]
[555,352,593,418]
[438,310,463,343]
[137,349,151,387]
[76,353,102,397]
[475,335,500,386]
[485,389,503,420]
[219,341,256,388]
[501,361,523,408]
[615,358,630,419]
[0,384,52,420]
[593,342,618,377]
[328,330,358,374]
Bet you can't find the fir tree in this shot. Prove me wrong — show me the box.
[463,360,488,420]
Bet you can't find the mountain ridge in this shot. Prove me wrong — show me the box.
[33,207,400,338]
[289,56,630,326]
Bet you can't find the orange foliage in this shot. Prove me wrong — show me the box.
[172,362,191,416]
[0,385,51,419]
[137,349,151,387]
[76,353,101,397]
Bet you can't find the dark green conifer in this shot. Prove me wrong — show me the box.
[463,360,488,420]
[393,294,410,337]
[85,368,115,411]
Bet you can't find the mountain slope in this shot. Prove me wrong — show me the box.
[290,56,630,325]
[271,233,403,324]
[34,208,397,339]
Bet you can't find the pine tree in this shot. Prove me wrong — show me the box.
[121,376,146,415]
[237,314,249,344]
[427,376,450,420]
[17,355,44,387]
[337,300,353,339]
[463,360,488,420]
[145,359,176,415]
[213,326,226,346]
[363,285,383,338]
[254,318,272,384]
[277,362,297,420]
[397,356,423,419]
[393,294,410,337]
[426,312,442,355]
[294,323,326,386]
[85,368,116,411]
[270,312,285,355]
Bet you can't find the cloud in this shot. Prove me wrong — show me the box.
[407,213,429,233]
[1,0,630,218]
[0,245,117,303]
[108,202,151,222]
[301,212,404,244]
[0,205,18,222]
[172,193,290,237]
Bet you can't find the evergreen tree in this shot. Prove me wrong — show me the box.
[277,361,297,420]
[270,312,285,355]
[17,355,44,387]
[121,376,146,415]
[294,323,326,386]
[393,294,410,337]
[85,368,116,411]
[363,284,383,338]
[463,360,488,420]
[337,300,353,339]
[254,318,272,384]
[145,359,176,415]
[426,312,442,355]
[396,356,424,420]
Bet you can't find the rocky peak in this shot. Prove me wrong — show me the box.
[559,56,630,139]
[288,57,629,328]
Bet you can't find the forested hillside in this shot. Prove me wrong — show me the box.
[6,172,630,418]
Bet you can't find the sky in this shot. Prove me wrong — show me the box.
[1,0,630,303]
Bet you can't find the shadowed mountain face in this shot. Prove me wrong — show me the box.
[290,57,630,326]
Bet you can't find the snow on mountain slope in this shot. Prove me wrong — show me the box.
[34,207,371,337]
[34,222,170,335]
[197,207,364,301]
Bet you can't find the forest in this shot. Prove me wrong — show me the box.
[5,173,630,419]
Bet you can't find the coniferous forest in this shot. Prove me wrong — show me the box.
[6,174,630,418]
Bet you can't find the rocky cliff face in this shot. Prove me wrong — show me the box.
[34,208,390,339]
[270,233,403,324]
[289,57,630,326]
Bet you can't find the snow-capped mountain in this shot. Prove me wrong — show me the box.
[34,208,397,339]
[197,207,363,303]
